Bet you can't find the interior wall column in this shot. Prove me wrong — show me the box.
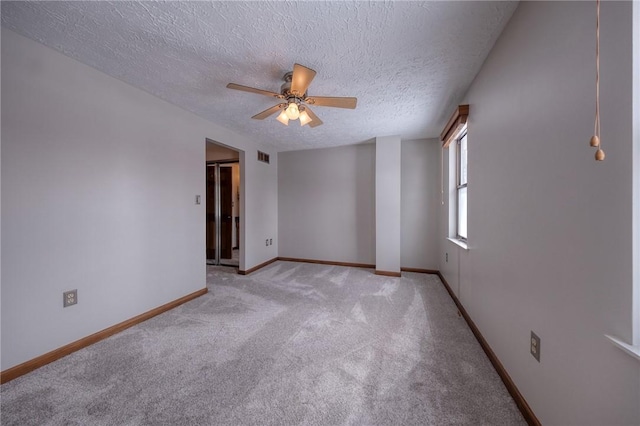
[375,135,401,276]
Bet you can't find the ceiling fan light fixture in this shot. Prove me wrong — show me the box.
[285,102,300,120]
[226,63,357,128]
[299,109,312,126]
[276,110,290,125]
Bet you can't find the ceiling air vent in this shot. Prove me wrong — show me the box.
[258,151,270,164]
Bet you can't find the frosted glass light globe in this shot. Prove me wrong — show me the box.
[285,102,300,120]
[276,110,289,125]
[299,110,312,126]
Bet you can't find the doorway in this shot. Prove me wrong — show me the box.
[206,141,240,267]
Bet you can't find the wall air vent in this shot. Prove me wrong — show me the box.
[258,151,270,164]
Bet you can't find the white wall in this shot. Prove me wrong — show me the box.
[632,0,640,347]
[401,139,440,270]
[439,2,639,424]
[278,144,376,265]
[244,150,278,266]
[375,136,401,273]
[1,28,278,370]
[278,140,441,270]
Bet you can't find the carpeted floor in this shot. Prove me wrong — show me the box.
[206,248,239,267]
[1,261,525,425]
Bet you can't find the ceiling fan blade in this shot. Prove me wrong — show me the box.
[252,104,285,120]
[305,96,357,109]
[290,64,316,97]
[227,83,282,98]
[304,106,323,128]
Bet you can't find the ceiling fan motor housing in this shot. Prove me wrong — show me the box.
[280,81,292,96]
[281,73,306,101]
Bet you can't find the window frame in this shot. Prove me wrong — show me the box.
[455,130,468,242]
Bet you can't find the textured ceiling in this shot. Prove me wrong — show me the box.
[1,1,518,151]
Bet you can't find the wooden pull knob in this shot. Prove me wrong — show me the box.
[590,135,600,147]
[595,149,605,161]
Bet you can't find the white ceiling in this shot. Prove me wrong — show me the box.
[1,1,518,152]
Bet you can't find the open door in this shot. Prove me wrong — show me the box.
[206,165,216,260]
[219,166,233,259]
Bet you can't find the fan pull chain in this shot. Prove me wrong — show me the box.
[590,0,605,161]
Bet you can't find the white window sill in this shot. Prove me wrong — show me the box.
[605,335,640,362]
[447,237,469,250]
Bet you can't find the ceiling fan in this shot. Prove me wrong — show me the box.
[226,63,357,128]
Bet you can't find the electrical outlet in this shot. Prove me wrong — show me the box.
[270,239,273,245]
[530,331,540,362]
[195,195,201,205]
[63,289,77,307]
[266,239,269,246]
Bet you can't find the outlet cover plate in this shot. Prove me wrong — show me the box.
[530,331,540,362]
[63,289,77,307]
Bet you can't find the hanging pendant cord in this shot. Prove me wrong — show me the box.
[441,146,444,205]
[595,0,601,141]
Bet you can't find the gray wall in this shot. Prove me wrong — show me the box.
[401,139,440,270]
[278,140,441,270]
[278,144,376,264]
[632,0,640,347]
[1,28,278,370]
[439,2,639,424]
[375,136,402,273]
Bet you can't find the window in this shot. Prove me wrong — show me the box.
[441,104,469,248]
[456,131,468,241]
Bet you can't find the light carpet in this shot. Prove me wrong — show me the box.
[1,261,525,425]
